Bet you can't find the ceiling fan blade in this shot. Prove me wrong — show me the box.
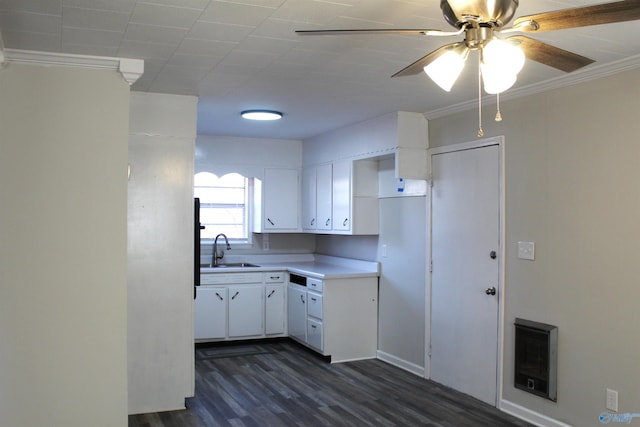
[391,43,461,78]
[295,28,449,36]
[513,0,640,33]
[508,36,595,72]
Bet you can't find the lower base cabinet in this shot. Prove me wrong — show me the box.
[196,271,286,342]
[265,283,285,335]
[287,276,378,362]
[306,318,323,351]
[287,284,306,342]
[228,285,263,338]
[194,287,226,340]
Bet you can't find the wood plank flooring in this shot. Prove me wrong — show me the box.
[129,339,532,427]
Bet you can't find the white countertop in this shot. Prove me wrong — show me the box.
[201,254,379,280]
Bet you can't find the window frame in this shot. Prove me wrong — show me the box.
[195,172,254,246]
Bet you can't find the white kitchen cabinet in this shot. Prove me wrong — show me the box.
[265,271,286,335]
[316,163,333,231]
[307,318,323,351]
[301,160,378,235]
[197,271,287,342]
[228,285,263,338]
[254,168,300,232]
[331,160,351,231]
[194,287,227,340]
[287,273,378,362]
[287,284,307,343]
[322,276,378,362]
[301,167,317,231]
[265,284,285,335]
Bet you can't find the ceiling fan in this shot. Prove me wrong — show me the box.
[296,0,640,94]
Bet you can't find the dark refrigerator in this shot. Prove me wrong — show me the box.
[194,197,204,298]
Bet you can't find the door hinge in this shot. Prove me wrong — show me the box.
[429,260,433,273]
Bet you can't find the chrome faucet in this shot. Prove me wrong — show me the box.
[213,233,231,266]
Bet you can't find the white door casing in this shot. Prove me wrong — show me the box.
[428,138,504,406]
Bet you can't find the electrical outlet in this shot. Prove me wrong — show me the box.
[606,388,618,412]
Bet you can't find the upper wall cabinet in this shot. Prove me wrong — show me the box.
[302,159,378,235]
[254,168,300,233]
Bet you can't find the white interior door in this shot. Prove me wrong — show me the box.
[429,143,501,405]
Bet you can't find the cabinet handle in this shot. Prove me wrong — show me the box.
[300,295,305,304]
[311,324,317,329]
[310,218,315,226]
[267,218,275,226]
[269,275,280,280]
[231,291,240,300]
[311,297,317,302]
[215,292,223,301]
[343,218,348,226]
[325,218,330,226]
[267,290,276,298]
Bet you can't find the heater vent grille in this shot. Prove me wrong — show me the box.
[514,318,557,401]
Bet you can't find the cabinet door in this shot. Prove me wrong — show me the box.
[316,163,333,231]
[307,291,323,319]
[194,287,227,339]
[265,284,285,335]
[287,284,307,342]
[332,160,351,231]
[228,285,263,337]
[307,318,323,351]
[263,168,299,230]
[301,167,317,230]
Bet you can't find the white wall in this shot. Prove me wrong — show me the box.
[0,64,129,426]
[128,92,197,414]
[429,68,640,427]
[196,134,302,179]
[305,118,429,373]
[196,135,315,256]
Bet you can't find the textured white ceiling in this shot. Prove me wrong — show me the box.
[1,0,639,139]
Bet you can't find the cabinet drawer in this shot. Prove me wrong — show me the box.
[201,272,262,285]
[307,277,323,293]
[264,272,286,283]
[307,318,323,351]
[307,292,323,319]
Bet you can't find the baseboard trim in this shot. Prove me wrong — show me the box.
[500,399,572,427]
[376,350,425,377]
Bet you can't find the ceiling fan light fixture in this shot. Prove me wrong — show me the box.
[241,110,283,121]
[424,44,470,92]
[483,38,525,75]
[481,64,518,94]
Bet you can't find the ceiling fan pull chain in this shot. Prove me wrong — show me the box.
[477,54,484,138]
[495,92,503,122]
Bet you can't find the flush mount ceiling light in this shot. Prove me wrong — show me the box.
[241,110,283,121]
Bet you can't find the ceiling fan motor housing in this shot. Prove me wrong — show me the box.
[441,0,520,29]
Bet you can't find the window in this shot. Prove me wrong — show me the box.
[194,172,251,242]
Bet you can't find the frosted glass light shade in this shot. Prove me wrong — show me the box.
[424,47,468,92]
[483,39,525,75]
[241,110,283,120]
[481,38,525,94]
[481,64,518,94]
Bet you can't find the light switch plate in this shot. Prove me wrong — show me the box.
[606,388,618,412]
[518,241,535,260]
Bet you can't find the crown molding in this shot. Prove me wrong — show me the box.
[425,54,640,120]
[3,49,144,85]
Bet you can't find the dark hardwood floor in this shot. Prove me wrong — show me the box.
[129,340,532,427]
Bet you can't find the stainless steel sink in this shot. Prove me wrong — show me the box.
[201,263,260,268]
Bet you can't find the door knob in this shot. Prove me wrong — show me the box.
[485,287,497,296]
